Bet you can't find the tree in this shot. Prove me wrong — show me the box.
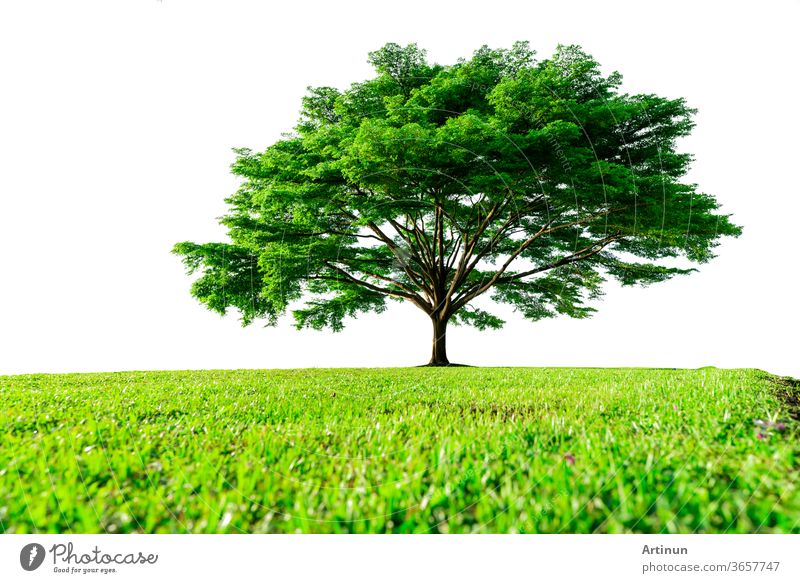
[173,42,741,366]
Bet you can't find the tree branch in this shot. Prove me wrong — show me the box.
[364,221,435,300]
[320,260,431,311]
[327,258,428,301]
[495,234,620,284]
[451,232,621,311]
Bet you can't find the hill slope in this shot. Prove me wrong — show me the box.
[1,367,798,533]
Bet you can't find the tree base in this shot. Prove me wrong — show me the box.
[417,362,473,367]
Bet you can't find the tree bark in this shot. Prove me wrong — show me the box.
[429,315,450,366]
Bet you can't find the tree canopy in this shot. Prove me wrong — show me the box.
[174,42,741,365]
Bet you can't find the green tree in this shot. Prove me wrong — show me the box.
[174,42,741,365]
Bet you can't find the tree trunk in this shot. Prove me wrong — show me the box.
[429,315,450,366]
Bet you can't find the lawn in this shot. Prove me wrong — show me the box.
[0,367,798,533]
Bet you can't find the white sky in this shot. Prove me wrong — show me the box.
[1,0,798,377]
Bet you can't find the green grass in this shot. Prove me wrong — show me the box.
[1,367,798,533]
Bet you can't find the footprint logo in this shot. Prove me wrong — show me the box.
[20,543,46,571]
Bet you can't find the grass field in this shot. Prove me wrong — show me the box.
[1,367,798,533]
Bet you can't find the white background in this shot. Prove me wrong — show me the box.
[1,0,798,377]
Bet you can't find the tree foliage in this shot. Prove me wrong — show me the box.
[174,42,741,364]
